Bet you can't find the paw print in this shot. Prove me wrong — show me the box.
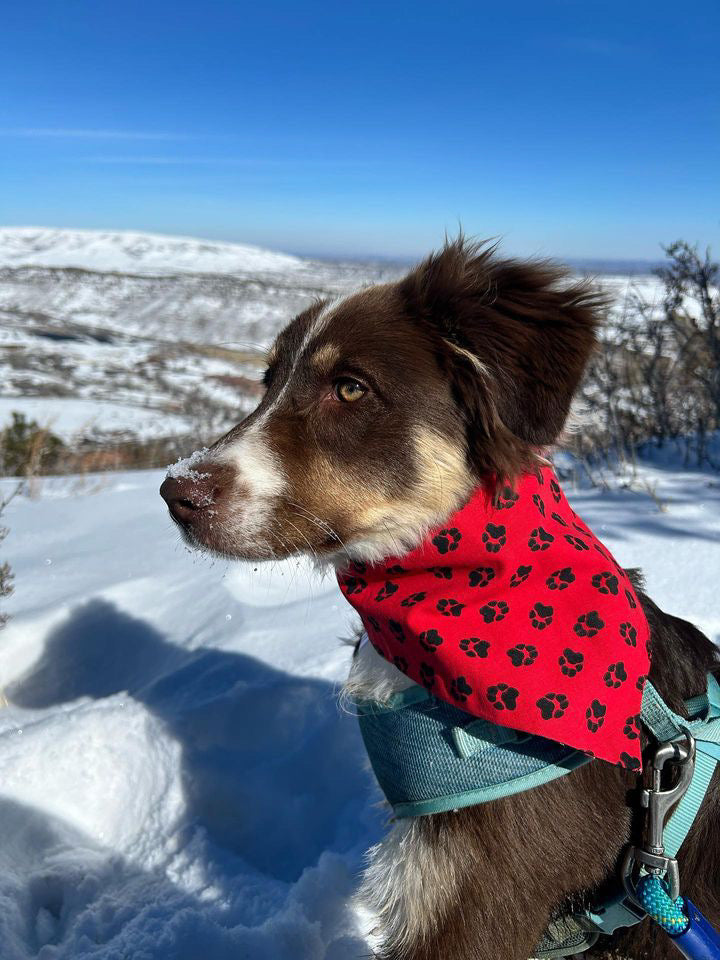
[487,684,519,711]
[437,598,465,617]
[401,591,426,607]
[559,648,584,677]
[572,521,587,535]
[528,527,554,551]
[479,600,509,623]
[450,676,473,702]
[459,637,490,658]
[341,576,367,596]
[586,699,606,732]
[469,566,495,588]
[574,611,605,638]
[386,564,405,575]
[625,588,638,610]
[419,662,435,691]
[549,478,562,502]
[604,661,628,688]
[636,673,648,691]
[507,643,538,667]
[551,511,568,527]
[620,622,638,647]
[393,655,409,673]
[429,566,453,580]
[546,566,575,591]
[532,493,546,517]
[375,581,399,602]
[592,571,619,596]
[388,620,405,643]
[495,485,519,509]
[350,561,367,574]
[536,692,569,720]
[509,564,533,587]
[623,714,641,740]
[482,523,507,553]
[529,602,554,630]
[619,752,641,771]
[366,615,380,631]
[419,629,444,652]
[432,527,462,555]
[564,534,590,552]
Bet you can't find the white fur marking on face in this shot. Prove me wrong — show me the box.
[212,426,286,535]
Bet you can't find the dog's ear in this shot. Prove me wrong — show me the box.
[400,238,605,448]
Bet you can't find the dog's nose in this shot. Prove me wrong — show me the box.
[160,464,222,527]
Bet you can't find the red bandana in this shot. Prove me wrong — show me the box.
[338,467,650,768]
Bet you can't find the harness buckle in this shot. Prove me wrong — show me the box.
[621,730,696,904]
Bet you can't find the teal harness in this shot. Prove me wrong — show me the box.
[356,672,720,957]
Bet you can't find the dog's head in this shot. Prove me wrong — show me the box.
[160,239,603,564]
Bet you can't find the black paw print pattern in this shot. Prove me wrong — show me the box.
[375,581,399,602]
[623,714,641,740]
[487,684,519,711]
[482,523,507,553]
[366,615,380,631]
[341,576,367,596]
[388,620,405,643]
[437,598,465,617]
[532,493,546,517]
[574,611,605,638]
[509,564,532,587]
[603,661,628,688]
[625,588,638,609]
[350,561,367,575]
[565,534,590,552]
[549,479,562,503]
[536,692,569,719]
[459,637,490,658]
[592,572,619,596]
[620,622,637,647]
[495,485,519,509]
[586,699,606,732]
[529,602,553,630]
[419,662,435,691]
[393,655,408,673]
[401,591,426,607]
[619,752,642,771]
[429,566,453,580]
[551,511,568,527]
[386,564,406,575]
[528,527,554,551]
[479,600,509,623]
[558,648,584,676]
[469,566,495,588]
[636,673,648,691]
[450,676,473,702]
[507,643,538,666]
[419,629,444,652]
[546,566,575,591]
[432,528,462,555]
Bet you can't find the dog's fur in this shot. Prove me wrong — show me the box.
[160,238,720,960]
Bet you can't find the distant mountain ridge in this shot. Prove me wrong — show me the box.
[0,226,306,276]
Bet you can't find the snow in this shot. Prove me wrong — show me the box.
[0,228,305,277]
[1,459,718,957]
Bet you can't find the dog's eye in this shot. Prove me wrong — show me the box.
[333,378,367,403]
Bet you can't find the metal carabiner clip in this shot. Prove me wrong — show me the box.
[622,730,696,904]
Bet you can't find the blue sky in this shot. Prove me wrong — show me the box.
[1,0,718,260]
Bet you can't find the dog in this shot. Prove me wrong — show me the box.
[160,238,720,960]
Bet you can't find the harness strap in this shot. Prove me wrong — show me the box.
[581,673,720,946]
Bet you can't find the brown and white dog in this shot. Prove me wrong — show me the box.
[160,239,720,960]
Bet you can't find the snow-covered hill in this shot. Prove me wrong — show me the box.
[0,457,718,958]
[0,227,306,276]
[0,228,402,443]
